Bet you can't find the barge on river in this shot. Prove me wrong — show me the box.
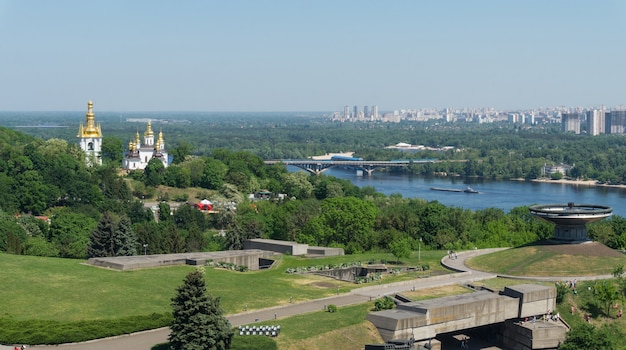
[430,186,479,194]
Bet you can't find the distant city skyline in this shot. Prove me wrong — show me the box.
[2,1,626,112]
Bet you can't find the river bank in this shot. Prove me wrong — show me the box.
[528,178,626,189]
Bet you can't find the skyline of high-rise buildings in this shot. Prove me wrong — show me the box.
[331,104,626,136]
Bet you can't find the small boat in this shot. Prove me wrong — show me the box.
[463,186,479,194]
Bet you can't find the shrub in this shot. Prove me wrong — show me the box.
[327,304,338,313]
[373,296,395,311]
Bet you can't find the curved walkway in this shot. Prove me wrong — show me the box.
[3,247,610,350]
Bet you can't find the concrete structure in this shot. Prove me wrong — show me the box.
[561,112,581,134]
[243,238,344,256]
[502,319,568,350]
[606,110,626,134]
[367,284,564,349]
[87,249,280,271]
[77,100,103,166]
[529,203,612,241]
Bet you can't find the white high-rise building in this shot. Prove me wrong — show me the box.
[586,109,605,135]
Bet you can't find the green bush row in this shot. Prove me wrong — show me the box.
[285,261,362,274]
[0,313,172,345]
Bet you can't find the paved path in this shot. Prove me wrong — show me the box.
[0,248,518,350]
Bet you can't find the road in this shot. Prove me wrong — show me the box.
[4,249,504,350]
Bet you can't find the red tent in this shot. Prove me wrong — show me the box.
[196,199,213,211]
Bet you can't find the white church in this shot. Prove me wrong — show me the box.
[123,120,169,170]
[77,101,168,169]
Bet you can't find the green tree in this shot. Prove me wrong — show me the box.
[559,323,616,350]
[171,141,193,164]
[304,196,378,252]
[159,202,172,222]
[550,171,563,180]
[201,158,228,190]
[49,211,97,258]
[87,211,116,258]
[101,136,124,165]
[388,238,411,264]
[169,268,233,350]
[23,236,59,257]
[114,215,137,256]
[0,212,28,254]
[144,158,165,187]
[595,281,619,317]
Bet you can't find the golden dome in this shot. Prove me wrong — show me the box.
[78,100,103,138]
[144,121,154,137]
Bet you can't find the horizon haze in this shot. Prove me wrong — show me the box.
[2,1,626,112]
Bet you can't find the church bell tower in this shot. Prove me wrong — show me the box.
[77,100,103,166]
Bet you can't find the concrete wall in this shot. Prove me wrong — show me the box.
[502,319,567,350]
[244,239,309,255]
[368,284,560,347]
[503,284,556,318]
[87,250,279,271]
[307,246,345,256]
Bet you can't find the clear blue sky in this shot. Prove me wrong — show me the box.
[2,0,626,112]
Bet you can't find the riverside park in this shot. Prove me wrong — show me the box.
[2,232,626,349]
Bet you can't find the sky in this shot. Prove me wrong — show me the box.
[2,1,626,112]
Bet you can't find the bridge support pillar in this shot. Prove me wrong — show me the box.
[364,169,374,176]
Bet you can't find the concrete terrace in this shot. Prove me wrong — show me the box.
[87,249,280,271]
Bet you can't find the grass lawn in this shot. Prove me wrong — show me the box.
[0,249,446,344]
[465,245,626,276]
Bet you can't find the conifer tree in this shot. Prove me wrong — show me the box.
[169,268,233,350]
[114,215,138,256]
[87,211,115,258]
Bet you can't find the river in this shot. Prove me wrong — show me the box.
[320,168,626,217]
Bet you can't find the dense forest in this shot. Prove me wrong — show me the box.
[1,115,626,259]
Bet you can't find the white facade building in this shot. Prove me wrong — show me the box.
[123,121,168,170]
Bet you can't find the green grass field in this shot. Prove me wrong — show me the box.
[0,250,447,344]
[465,245,626,276]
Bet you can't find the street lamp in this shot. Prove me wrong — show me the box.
[143,243,148,255]
[418,237,422,261]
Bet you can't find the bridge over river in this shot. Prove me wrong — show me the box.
[263,159,437,175]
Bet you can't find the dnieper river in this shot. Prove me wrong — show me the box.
[322,168,626,217]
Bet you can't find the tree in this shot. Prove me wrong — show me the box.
[114,215,137,256]
[87,211,116,258]
[550,171,563,180]
[389,238,411,264]
[171,141,193,164]
[144,158,165,187]
[595,281,619,317]
[101,136,124,165]
[169,268,233,350]
[49,211,97,258]
[159,201,172,222]
[559,323,616,350]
